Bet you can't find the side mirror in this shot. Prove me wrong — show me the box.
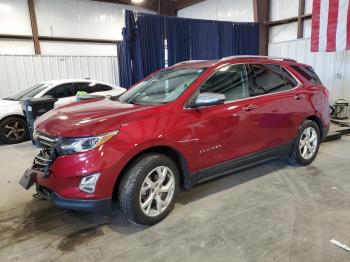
[191,92,226,108]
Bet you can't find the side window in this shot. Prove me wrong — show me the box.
[249,64,291,96]
[199,64,249,102]
[74,82,94,94]
[45,83,74,98]
[282,67,298,89]
[74,82,112,94]
[290,65,322,85]
[94,84,112,92]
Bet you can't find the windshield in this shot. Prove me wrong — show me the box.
[118,68,205,105]
[7,83,51,100]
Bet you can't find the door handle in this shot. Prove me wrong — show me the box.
[242,104,258,111]
[294,94,303,100]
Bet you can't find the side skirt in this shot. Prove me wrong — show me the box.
[187,142,293,188]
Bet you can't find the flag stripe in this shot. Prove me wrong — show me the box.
[326,0,339,51]
[311,0,321,51]
[319,0,330,51]
[336,0,349,50]
[347,0,350,49]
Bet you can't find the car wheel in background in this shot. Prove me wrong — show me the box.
[289,120,321,166]
[0,117,29,144]
[118,153,180,226]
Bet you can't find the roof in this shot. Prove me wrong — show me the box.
[169,56,299,70]
[36,79,115,86]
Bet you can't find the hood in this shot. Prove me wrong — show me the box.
[36,98,155,137]
[0,99,21,106]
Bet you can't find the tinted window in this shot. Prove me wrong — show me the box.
[199,64,249,102]
[9,83,51,100]
[45,83,74,98]
[282,67,298,89]
[74,82,94,94]
[94,84,112,92]
[290,65,322,85]
[249,64,290,96]
[74,82,112,94]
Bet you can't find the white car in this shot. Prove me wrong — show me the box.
[0,79,126,144]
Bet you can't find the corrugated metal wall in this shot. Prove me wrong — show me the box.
[177,0,254,22]
[269,38,350,103]
[0,0,155,56]
[0,55,119,98]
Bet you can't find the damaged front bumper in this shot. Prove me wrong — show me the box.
[19,168,111,212]
[19,132,112,212]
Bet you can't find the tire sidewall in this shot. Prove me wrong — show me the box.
[294,120,321,165]
[129,155,180,226]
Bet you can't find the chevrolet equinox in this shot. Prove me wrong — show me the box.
[20,56,330,226]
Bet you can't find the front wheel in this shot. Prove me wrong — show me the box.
[118,154,179,226]
[0,117,29,144]
[289,120,321,165]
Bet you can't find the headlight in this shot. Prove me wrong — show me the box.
[56,130,119,155]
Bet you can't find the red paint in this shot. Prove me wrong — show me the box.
[34,58,331,201]
[326,0,339,51]
[311,0,321,52]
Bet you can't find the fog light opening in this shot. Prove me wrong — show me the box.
[79,173,101,194]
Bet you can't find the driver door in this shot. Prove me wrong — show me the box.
[187,64,259,171]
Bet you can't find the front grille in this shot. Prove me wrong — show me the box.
[37,132,59,148]
[34,132,59,175]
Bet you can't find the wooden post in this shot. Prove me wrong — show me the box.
[297,0,306,39]
[28,0,41,55]
[253,0,270,56]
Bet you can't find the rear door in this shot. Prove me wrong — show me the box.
[188,63,260,171]
[247,63,307,151]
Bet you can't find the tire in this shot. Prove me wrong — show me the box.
[118,153,180,226]
[289,120,321,166]
[0,117,29,144]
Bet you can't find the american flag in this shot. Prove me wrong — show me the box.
[311,0,350,52]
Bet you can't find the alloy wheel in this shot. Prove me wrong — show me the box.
[3,120,26,142]
[299,127,318,160]
[139,166,175,217]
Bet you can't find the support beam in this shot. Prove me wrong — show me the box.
[28,0,41,54]
[297,0,306,38]
[253,0,270,56]
[0,34,33,40]
[267,13,312,26]
[39,36,119,44]
[92,0,176,15]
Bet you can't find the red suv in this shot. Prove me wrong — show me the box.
[20,56,330,225]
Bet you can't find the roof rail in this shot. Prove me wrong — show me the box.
[220,55,297,63]
[172,60,207,66]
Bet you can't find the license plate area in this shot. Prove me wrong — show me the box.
[19,169,38,190]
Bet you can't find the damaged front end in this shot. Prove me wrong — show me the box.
[19,132,59,196]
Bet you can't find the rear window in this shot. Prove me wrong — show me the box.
[290,65,322,85]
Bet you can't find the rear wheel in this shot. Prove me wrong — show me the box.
[0,117,29,144]
[289,120,320,165]
[118,154,179,226]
